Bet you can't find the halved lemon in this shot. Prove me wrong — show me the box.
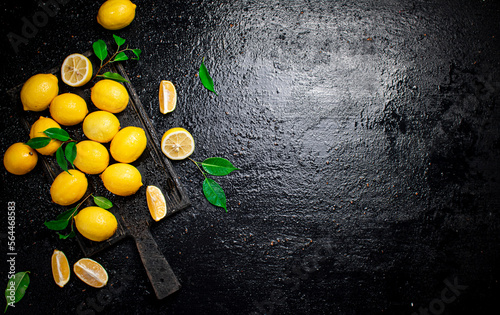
[159,80,177,114]
[161,127,195,160]
[146,185,167,221]
[51,249,70,288]
[61,53,93,87]
[73,258,108,288]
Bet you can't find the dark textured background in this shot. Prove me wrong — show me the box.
[1,0,499,314]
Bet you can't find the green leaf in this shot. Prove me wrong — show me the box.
[57,230,76,239]
[131,49,141,60]
[113,34,126,47]
[94,196,113,209]
[4,271,30,312]
[199,57,217,95]
[56,146,69,173]
[93,39,108,61]
[202,178,227,212]
[202,157,239,176]
[64,142,77,168]
[111,51,129,62]
[26,137,51,149]
[44,219,69,231]
[99,72,130,83]
[43,128,70,141]
[55,206,78,221]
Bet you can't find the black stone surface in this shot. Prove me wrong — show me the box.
[1,0,499,314]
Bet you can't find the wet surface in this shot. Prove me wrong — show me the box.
[1,0,499,314]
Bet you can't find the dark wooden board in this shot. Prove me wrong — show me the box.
[7,52,190,299]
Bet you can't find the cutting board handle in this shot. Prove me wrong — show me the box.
[134,228,181,299]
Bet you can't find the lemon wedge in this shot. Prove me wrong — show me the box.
[146,185,167,221]
[159,80,177,114]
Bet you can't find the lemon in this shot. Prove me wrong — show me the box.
[74,258,109,288]
[74,206,117,242]
[110,126,147,163]
[73,140,110,174]
[29,117,63,156]
[97,0,136,30]
[50,169,88,206]
[146,186,167,221]
[159,80,177,114]
[82,111,121,143]
[91,79,129,113]
[3,143,38,175]
[61,53,93,87]
[20,73,59,112]
[50,93,89,126]
[51,249,70,288]
[100,163,143,196]
[161,127,195,160]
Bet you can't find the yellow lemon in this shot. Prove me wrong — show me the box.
[50,169,88,206]
[74,207,117,242]
[161,127,195,160]
[110,126,147,163]
[73,140,110,174]
[82,111,121,143]
[29,117,63,156]
[3,143,38,175]
[97,0,136,30]
[100,163,142,196]
[50,93,89,126]
[91,80,129,113]
[73,258,109,288]
[61,53,93,87]
[21,73,59,111]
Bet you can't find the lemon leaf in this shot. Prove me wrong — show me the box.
[56,206,78,221]
[26,137,51,149]
[99,72,130,83]
[202,157,239,176]
[92,39,108,61]
[111,51,128,62]
[113,34,125,47]
[199,57,217,95]
[57,230,76,239]
[43,128,70,141]
[44,219,69,231]
[4,271,30,312]
[56,146,69,174]
[94,196,113,209]
[131,49,141,60]
[64,142,77,167]
[202,178,227,212]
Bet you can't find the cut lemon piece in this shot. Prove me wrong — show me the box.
[51,249,70,288]
[159,80,177,114]
[61,53,93,87]
[73,258,108,288]
[146,185,167,221]
[161,127,195,160]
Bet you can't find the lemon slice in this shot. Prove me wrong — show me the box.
[159,80,177,114]
[74,258,108,288]
[51,249,70,288]
[61,53,93,87]
[146,185,167,221]
[161,127,195,160]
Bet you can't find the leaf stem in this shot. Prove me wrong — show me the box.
[189,157,207,179]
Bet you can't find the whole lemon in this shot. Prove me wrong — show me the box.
[50,93,89,126]
[73,140,110,174]
[82,111,121,143]
[29,117,63,156]
[50,169,88,206]
[21,73,59,112]
[91,80,129,113]
[74,206,117,242]
[97,0,136,30]
[3,143,38,175]
[110,126,147,163]
[100,163,143,196]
